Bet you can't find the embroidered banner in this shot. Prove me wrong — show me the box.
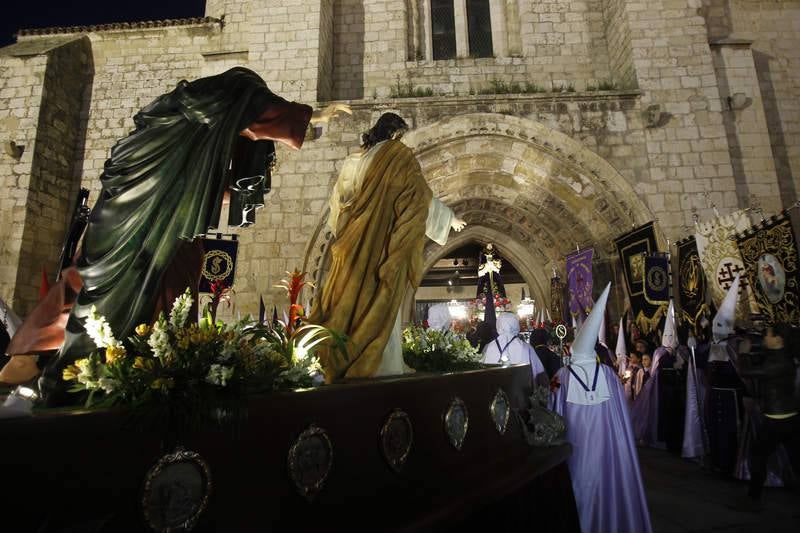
[614,222,665,333]
[199,237,239,293]
[695,210,756,320]
[676,236,708,329]
[644,254,670,305]
[736,212,800,324]
[566,247,594,317]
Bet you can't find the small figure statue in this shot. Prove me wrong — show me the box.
[310,113,466,381]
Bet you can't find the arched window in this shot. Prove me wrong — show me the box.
[431,0,457,60]
[466,0,492,58]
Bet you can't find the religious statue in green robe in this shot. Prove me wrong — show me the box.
[36,67,348,404]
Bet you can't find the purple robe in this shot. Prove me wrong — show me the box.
[630,348,667,449]
[551,363,653,533]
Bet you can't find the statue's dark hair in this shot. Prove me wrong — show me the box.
[361,113,408,149]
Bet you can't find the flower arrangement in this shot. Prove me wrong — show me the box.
[63,288,338,425]
[401,326,483,372]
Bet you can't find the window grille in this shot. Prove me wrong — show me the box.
[466,0,493,58]
[431,0,457,60]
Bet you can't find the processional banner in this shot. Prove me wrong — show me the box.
[643,254,670,305]
[199,237,239,293]
[676,236,708,329]
[566,247,594,317]
[695,210,756,320]
[735,211,800,324]
[614,222,665,333]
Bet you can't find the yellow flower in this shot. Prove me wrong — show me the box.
[75,358,91,372]
[133,356,155,371]
[150,377,175,390]
[135,324,151,337]
[104,343,127,365]
[62,364,80,381]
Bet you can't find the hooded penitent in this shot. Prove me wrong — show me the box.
[616,316,628,378]
[427,303,452,332]
[709,275,739,362]
[483,312,546,384]
[550,283,653,533]
[661,300,678,350]
[566,283,611,404]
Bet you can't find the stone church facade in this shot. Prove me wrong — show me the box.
[0,0,798,317]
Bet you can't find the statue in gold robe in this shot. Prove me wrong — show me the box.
[311,114,465,382]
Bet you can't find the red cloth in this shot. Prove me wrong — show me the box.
[39,267,50,301]
[7,267,82,355]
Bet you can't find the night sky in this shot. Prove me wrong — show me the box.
[1,1,206,47]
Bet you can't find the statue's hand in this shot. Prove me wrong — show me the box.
[311,103,352,125]
[451,217,467,232]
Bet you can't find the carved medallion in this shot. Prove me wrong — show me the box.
[141,447,212,532]
[490,388,511,435]
[287,424,333,501]
[380,409,414,472]
[444,397,469,451]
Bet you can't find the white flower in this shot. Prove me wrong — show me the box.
[98,377,118,394]
[206,364,234,387]
[169,288,194,329]
[84,306,117,349]
[148,317,175,362]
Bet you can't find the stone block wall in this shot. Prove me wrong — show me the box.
[245,0,329,102]
[0,52,47,311]
[16,38,92,315]
[0,36,91,314]
[725,0,800,207]
[602,0,636,88]
[710,42,781,212]
[620,0,745,239]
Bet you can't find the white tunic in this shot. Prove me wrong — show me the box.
[482,313,547,385]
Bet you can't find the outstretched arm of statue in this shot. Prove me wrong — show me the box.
[240,102,351,147]
[310,103,352,125]
[451,217,467,232]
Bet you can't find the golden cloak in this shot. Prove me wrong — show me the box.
[311,140,432,381]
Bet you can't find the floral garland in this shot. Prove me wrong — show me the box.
[62,288,334,421]
[401,326,483,372]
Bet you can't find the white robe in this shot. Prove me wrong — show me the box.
[328,142,454,376]
[482,336,547,384]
